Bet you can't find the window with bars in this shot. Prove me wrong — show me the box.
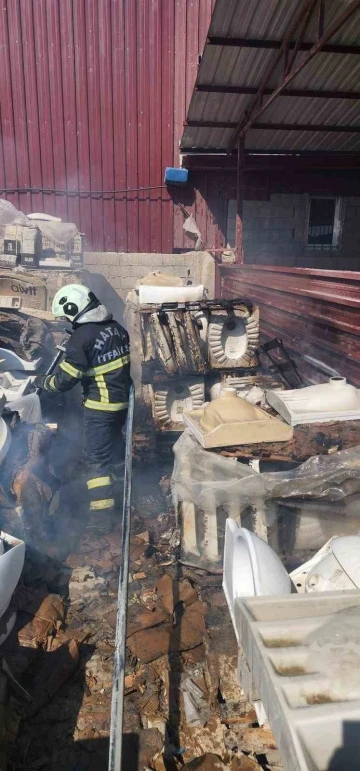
[306,197,342,249]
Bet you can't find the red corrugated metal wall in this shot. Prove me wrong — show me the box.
[0,0,214,252]
[221,265,360,386]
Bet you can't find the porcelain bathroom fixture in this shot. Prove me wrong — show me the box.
[138,284,205,304]
[267,377,360,426]
[207,306,259,369]
[0,532,26,619]
[183,387,293,448]
[223,520,292,641]
[0,348,43,372]
[150,377,205,429]
[235,591,360,771]
[291,535,360,593]
[0,416,11,465]
[0,371,33,401]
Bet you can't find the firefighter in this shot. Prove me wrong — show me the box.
[36,284,132,530]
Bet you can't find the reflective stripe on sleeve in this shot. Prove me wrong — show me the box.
[45,375,59,391]
[60,360,84,379]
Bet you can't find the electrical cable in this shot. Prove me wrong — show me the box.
[0,185,168,197]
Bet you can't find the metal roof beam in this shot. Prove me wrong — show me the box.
[196,84,360,99]
[207,36,360,55]
[230,0,360,147]
[180,148,360,156]
[185,120,360,132]
[181,152,360,169]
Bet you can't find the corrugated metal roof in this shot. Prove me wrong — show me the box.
[181,0,360,153]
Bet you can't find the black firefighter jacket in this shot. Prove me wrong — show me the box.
[45,317,131,412]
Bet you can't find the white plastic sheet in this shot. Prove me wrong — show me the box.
[171,430,360,568]
[0,200,28,236]
[0,199,78,245]
[30,220,78,246]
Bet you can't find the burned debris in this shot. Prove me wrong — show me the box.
[1,257,360,771]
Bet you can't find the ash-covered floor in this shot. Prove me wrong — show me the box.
[0,418,281,771]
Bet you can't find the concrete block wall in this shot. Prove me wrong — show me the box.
[227,195,360,269]
[82,251,215,323]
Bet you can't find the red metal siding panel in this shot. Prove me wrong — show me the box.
[73,0,92,242]
[7,0,31,214]
[111,0,127,253]
[221,265,360,386]
[0,0,214,252]
[137,0,150,253]
[124,0,139,252]
[0,3,19,209]
[21,0,43,214]
[149,0,163,252]
[46,0,68,221]
[173,0,214,250]
[161,0,175,253]
[33,0,55,215]
[173,0,188,250]
[59,0,80,228]
[99,0,115,251]
[86,0,104,250]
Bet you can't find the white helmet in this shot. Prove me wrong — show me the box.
[52,284,98,322]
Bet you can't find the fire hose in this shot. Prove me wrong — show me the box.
[35,336,69,395]
[108,384,135,771]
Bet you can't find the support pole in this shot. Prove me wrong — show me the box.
[108,385,135,771]
[235,136,245,264]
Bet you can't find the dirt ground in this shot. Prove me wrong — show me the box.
[0,418,281,771]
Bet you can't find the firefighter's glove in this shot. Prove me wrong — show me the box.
[34,374,53,391]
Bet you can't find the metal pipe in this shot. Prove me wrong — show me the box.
[108,385,135,771]
[236,137,245,263]
[285,0,319,76]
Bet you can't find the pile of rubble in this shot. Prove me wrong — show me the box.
[0,452,279,771]
[0,285,280,769]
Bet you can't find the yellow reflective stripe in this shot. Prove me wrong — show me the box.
[60,360,83,379]
[87,476,112,490]
[84,399,128,412]
[86,354,130,376]
[90,498,115,510]
[47,375,58,391]
[95,373,109,403]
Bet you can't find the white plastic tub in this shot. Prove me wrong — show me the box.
[138,284,205,304]
[0,532,26,618]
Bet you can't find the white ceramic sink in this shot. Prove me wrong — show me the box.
[267,377,360,425]
[223,520,292,641]
[0,532,25,619]
[0,371,34,401]
[0,348,43,372]
[0,417,11,465]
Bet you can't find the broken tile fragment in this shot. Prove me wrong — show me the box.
[183,754,228,770]
[156,573,198,615]
[231,753,263,770]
